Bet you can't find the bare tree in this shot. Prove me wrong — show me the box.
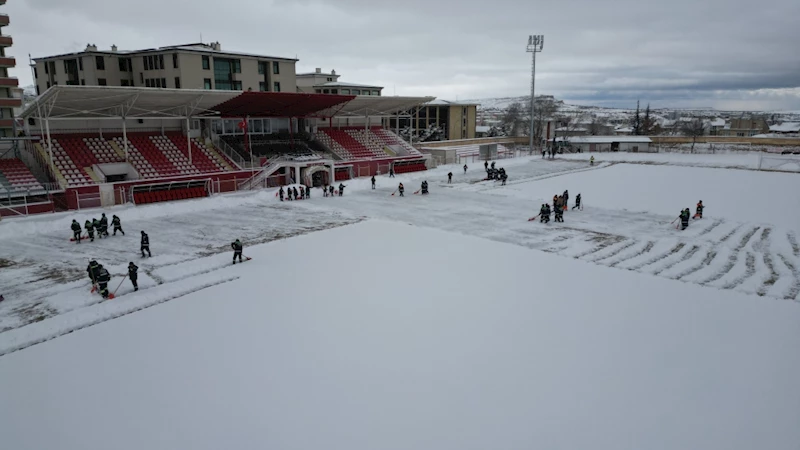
[588,118,605,136]
[530,97,558,148]
[501,102,526,136]
[680,118,706,152]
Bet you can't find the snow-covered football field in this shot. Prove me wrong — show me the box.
[1,153,799,449]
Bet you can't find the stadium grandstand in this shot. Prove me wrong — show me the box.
[1,85,432,217]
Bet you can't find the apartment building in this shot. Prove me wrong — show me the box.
[0,1,21,138]
[32,42,297,95]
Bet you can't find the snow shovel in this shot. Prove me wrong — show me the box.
[108,274,128,300]
[390,189,397,196]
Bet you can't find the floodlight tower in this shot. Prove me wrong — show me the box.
[526,35,543,153]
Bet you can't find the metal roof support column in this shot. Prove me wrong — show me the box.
[122,117,129,162]
[44,118,54,178]
[186,117,192,165]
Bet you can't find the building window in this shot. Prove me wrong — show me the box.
[322,89,329,94]
[331,89,338,94]
[143,56,149,71]
[273,82,281,92]
[315,89,321,93]
[172,53,179,69]
[78,58,83,71]
[273,62,279,74]
[145,79,151,88]
[233,59,241,73]
[140,73,144,83]
[202,55,210,70]
[258,61,266,74]
[204,78,212,90]
[159,54,164,70]
[121,79,130,86]
[232,81,242,90]
[44,63,48,74]
[36,85,41,95]
[161,78,166,88]
[175,77,181,89]
[98,78,107,86]
[353,89,360,95]
[259,81,266,91]
[327,77,332,81]
[341,89,350,94]
[81,79,85,85]
[46,81,51,88]
[96,56,105,70]
[372,90,380,96]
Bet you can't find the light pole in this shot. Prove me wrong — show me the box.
[526,35,543,153]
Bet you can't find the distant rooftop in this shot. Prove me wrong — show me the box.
[316,81,383,89]
[424,99,478,106]
[34,42,298,62]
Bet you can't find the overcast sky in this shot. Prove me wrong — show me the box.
[7,0,800,111]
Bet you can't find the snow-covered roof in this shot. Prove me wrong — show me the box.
[424,99,479,106]
[769,122,800,133]
[710,118,726,127]
[615,126,633,132]
[316,82,383,89]
[476,126,491,133]
[557,136,652,144]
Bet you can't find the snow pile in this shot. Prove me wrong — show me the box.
[0,220,798,450]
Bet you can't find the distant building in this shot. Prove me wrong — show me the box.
[0,4,20,138]
[718,118,769,137]
[296,68,382,96]
[32,42,297,94]
[557,136,652,153]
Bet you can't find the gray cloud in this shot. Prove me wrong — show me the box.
[7,0,800,110]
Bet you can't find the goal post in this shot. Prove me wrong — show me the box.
[357,166,371,178]
[757,153,800,172]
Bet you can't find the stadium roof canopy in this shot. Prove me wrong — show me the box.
[211,92,356,118]
[20,86,241,120]
[20,86,436,121]
[329,95,436,118]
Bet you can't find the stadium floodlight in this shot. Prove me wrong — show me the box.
[526,35,544,153]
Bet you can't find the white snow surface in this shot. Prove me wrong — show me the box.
[1,220,799,450]
[1,153,800,449]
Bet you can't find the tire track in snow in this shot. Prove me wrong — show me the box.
[586,240,637,263]
[609,241,655,268]
[673,249,718,281]
[696,219,723,237]
[776,254,800,301]
[604,240,649,267]
[721,252,757,290]
[700,226,760,285]
[653,245,701,276]
[787,232,800,258]
[753,228,779,297]
[718,224,743,243]
[572,235,625,259]
[625,243,685,271]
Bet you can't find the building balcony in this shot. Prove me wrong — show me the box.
[0,56,15,67]
[0,15,8,27]
[0,35,12,47]
[0,119,14,128]
[0,77,18,87]
[0,97,22,108]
